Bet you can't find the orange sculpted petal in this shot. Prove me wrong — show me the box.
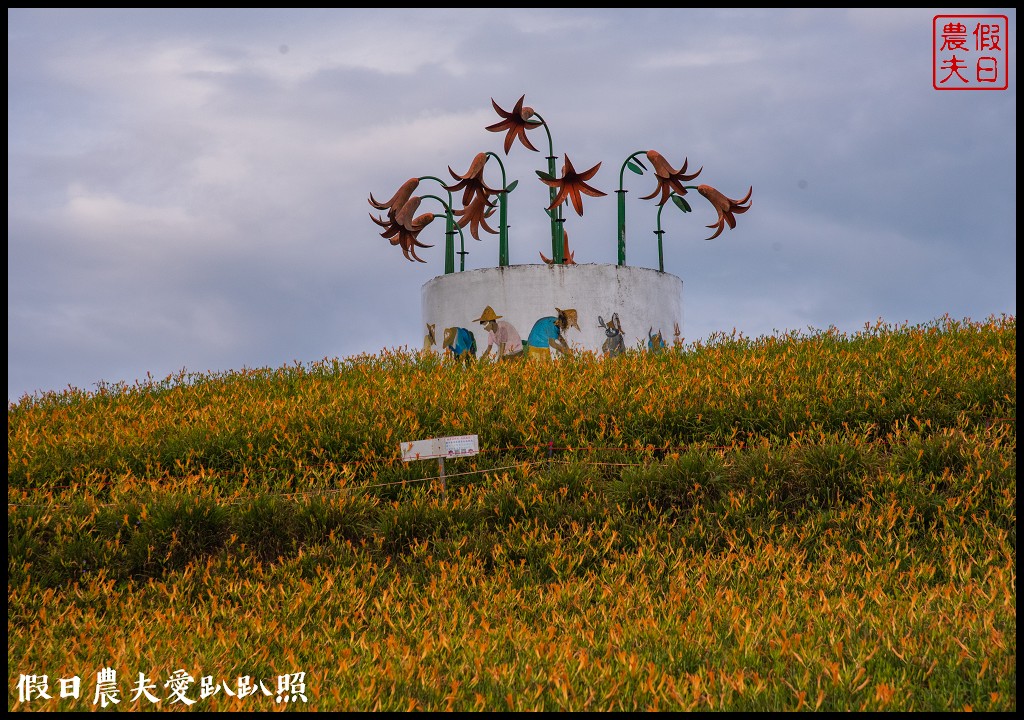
[697,184,752,240]
[540,155,606,217]
[369,178,419,213]
[486,95,541,154]
[640,151,702,205]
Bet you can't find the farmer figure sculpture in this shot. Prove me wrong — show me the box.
[526,307,580,361]
[475,306,524,360]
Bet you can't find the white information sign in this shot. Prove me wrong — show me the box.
[401,434,479,462]
[401,438,443,462]
[442,434,479,458]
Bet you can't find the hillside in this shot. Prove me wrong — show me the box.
[8,314,1016,711]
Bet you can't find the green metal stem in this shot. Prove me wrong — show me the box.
[550,155,564,265]
[530,111,562,264]
[446,213,456,274]
[654,187,702,273]
[499,192,509,267]
[419,177,458,274]
[617,151,648,267]
[655,197,672,273]
[484,152,510,267]
[421,194,464,274]
[616,190,627,267]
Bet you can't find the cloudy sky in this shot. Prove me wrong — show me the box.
[8,8,1017,402]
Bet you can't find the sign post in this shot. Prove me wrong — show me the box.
[400,434,479,496]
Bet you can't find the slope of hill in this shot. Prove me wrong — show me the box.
[8,314,1016,711]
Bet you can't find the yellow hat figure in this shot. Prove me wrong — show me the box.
[474,306,502,324]
[556,307,580,332]
[423,322,436,352]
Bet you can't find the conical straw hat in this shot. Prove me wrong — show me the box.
[474,305,502,323]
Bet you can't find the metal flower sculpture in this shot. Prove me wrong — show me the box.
[445,153,502,206]
[616,148,753,268]
[370,175,468,268]
[368,177,419,217]
[489,95,573,263]
[369,178,434,262]
[539,155,606,217]
[370,210,436,264]
[540,231,575,265]
[445,153,502,241]
[368,96,753,274]
[369,194,436,263]
[639,151,703,205]
[453,194,499,241]
[697,184,753,240]
[486,95,542,154]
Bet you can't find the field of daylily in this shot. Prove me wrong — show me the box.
[8,314,1015,711]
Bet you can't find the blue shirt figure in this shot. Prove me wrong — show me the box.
[527,316,560,349]
[446,327,476,358]
[526,308,578,360]
[648,329,667,352]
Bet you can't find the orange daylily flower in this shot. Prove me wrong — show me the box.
[697,184,753,240]
[539,155,606,217]
[639,151,703,205]
[486,95,542,154]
